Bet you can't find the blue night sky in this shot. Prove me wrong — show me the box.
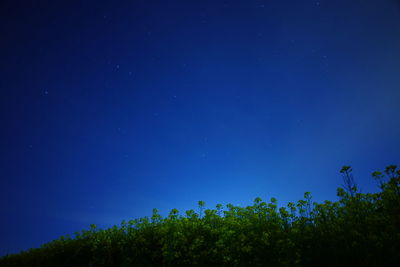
[1,0,399,255]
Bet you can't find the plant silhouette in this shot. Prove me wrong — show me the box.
[1,165,399,266]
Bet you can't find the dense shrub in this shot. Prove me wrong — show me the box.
[1,165,399,266]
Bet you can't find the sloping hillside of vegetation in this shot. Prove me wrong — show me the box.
[1,165,399,266]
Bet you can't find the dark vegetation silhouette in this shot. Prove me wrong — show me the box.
[1,165,399,266]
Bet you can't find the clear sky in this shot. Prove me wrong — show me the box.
[1,0,399,255]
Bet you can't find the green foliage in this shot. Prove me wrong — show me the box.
[1,165,400,266]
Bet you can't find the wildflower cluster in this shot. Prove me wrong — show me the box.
[1,165,399,266]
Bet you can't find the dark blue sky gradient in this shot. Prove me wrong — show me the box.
[1,0,400,255]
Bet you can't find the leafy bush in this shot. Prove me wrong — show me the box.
[1,165,399,266]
